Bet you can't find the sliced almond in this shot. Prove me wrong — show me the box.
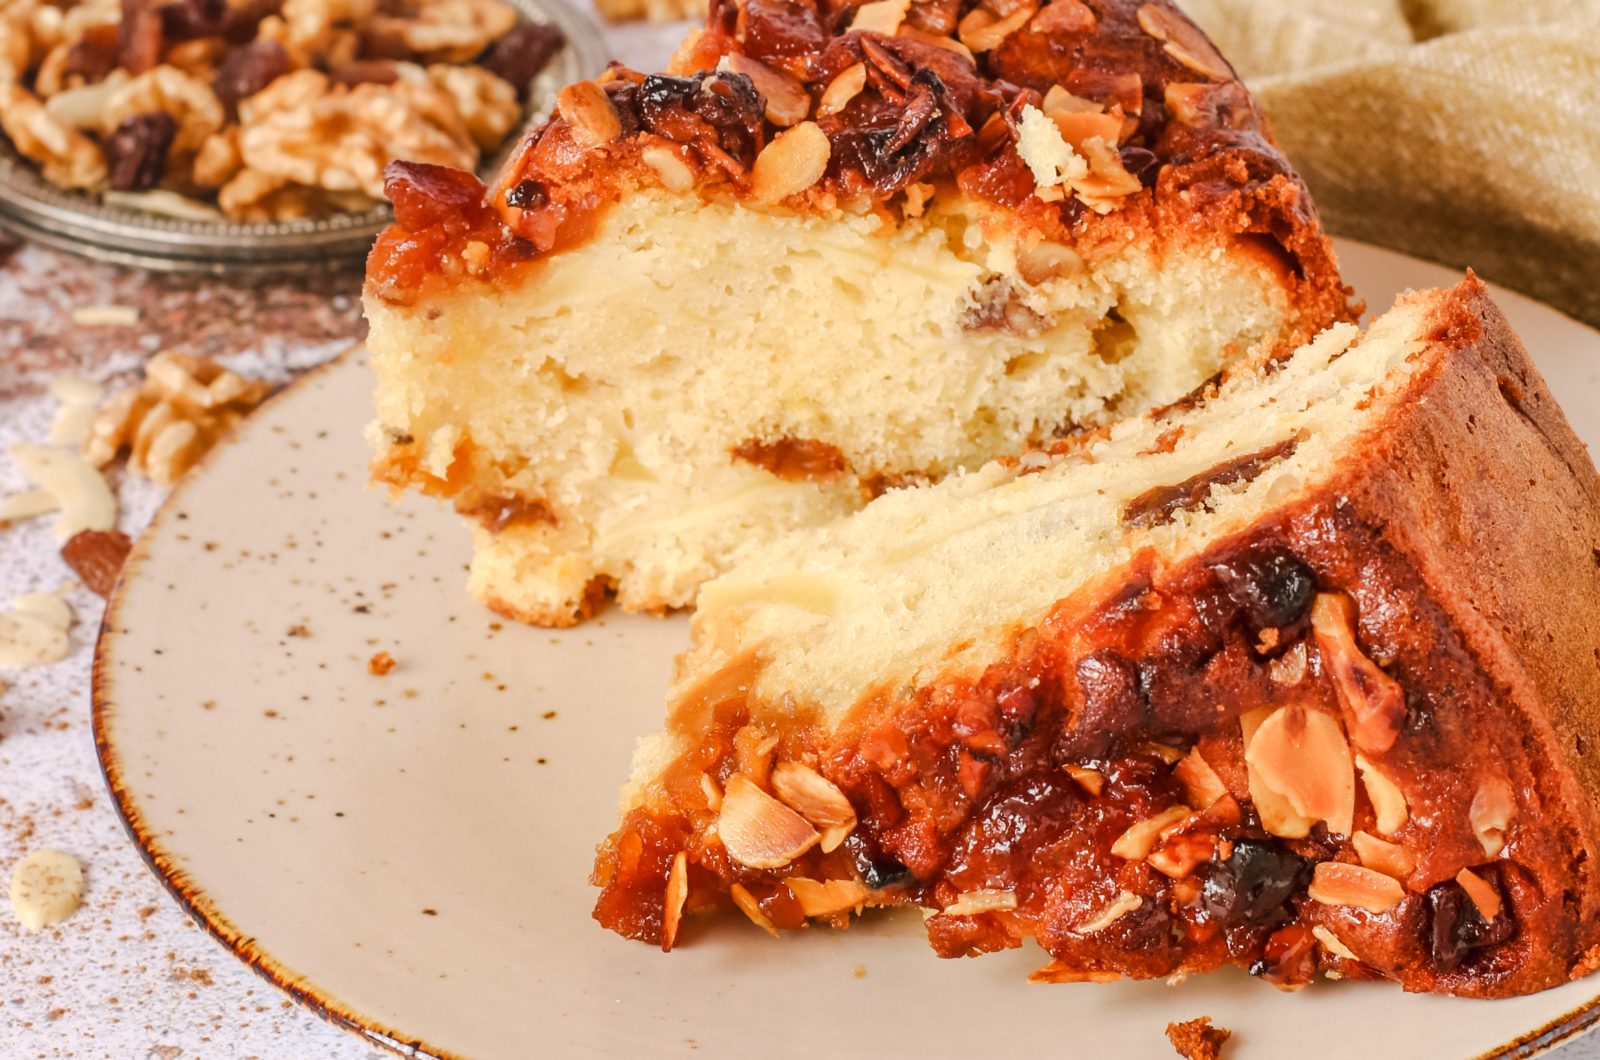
[1029,962,1122,984]
[729,882,779,938]
[1041,84,1101,115]
[1110,805,1192,861]
[641,146,695,192]
[1355,753,1408,836]
[848,0,910,35]
[10,443,117,541]
[817,63,866,118]
[1241,707,1315,838]
[1139,740,1185,765]
[0,489,60,524]
[1076,889,1141,933]
[661,851,688,952]
[1312,593,1405,754]
[1308,862,1405,914]
[719,54,811,127]
[1311,924,1359,962]
[699,772,723,812]
[957,3,1035,53]
[1065,764,1103,796]
[717,773,820,869]
[1470,778,1515,858]
[1244,704,1355,837]
[785,877,869,917]
[1029,0,1095,34]
[750,121,830,205]
[770,761,856,852]
[1352,830,1416,881]
[1134,2,1231,80]
[48,374,104,448]
[1173,747,1228,809]
[556,81,621,149]
[1456,868,1503,922]
[942,888,1018,916]
[0,592,73,668]
[1051,108,1122,150]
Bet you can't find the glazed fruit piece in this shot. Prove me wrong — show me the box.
[591,277,1600,998]
[362,0,1356,626]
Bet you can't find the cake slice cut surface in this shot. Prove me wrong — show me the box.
[592,277,1600,998]
[363,0,1355,625]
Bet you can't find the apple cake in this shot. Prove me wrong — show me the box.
[590,277,1600,998]
[363,0,1355,626]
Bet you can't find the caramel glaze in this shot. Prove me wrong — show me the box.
[591,499,1589,996]
[366,0,1354,339]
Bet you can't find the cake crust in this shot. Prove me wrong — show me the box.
[590,278,1600,998]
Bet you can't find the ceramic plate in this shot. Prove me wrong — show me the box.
[94,242,1600,1059]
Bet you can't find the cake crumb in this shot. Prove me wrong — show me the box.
[368,651,396,676]
[10,848,85,930]
[1166,1016,1231,1060]
[852,964,866,979]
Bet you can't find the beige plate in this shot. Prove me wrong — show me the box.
[94,242,1600,1060]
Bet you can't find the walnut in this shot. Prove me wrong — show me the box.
[32,42,74,97]
[0,2,39,83]
[426,63,517,150]
[84,350,270,485]
[164,38,226,82]
[237,69,330,124]
[191,126,243,188]
[370,0,518,64]
[103,65,224,155]
[0,83,106,188]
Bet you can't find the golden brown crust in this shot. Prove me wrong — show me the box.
[1166,1016,1231,1060]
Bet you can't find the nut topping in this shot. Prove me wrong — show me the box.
[1240,707,1315,838]
[848,0,910,35]
[956,3,1034,54]
[640,145,695,192]
[1311,925,1359,962]
[1065,764,1103,796]
[1355,753,1408,836]
[1455,868,1503,922]
[749,120,829,204]
[1312,593,1405,754]
[1134,3,1231,81]
[1172,747,1228,809]
[1110,804,1192,861]
[1352,830,1416,881]
[942,888,1018,916]
[817,62,866,117]
[1076,889,1141,933]
[770,761,856,852]
[556,80,620,148]
[1307,862,1404,913]
[716,773,820,869]
[1243,704,1355,837]
[719,53,809,127]
[785,877,868,917]
[699,772,723,812]
[661,851,688,952]
[729,882,779,937]
[1470,778,1514,857]
[9,442,116,541]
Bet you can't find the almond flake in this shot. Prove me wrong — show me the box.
[785,877,869,917]
[942,888,1018,916]
[770,761,855,851]
[48,374,104,447]
[1029,962,1122,984]
[848,0,910,35]
[699,772,723,812]
[717,773,820,869]
[70,305,139,327]
[1065,764,1103,796]
[1308,862,1404,914]
[1110,805,1192,861]
[661,851,688,952]
[1139,740,1185,765]
[1134,2,1231,80]
[0,489,60,524]
[720,54,810,126]
[1173,747,1228,809]
[9,443,117,541]
[557,81,621,149]
[9,848,84,931]
[1311,925,1359,962]
[1041,84,1101,115]
[750,121,830,205]
[1355,753,1408,836]
[641,146,695,192]
[1312,593,1405,754]
[1352,830,1415,880]
[1076,890,1141,933]
[1241,707,1315,837]
[0,592,74,668]
[1470,778,1514,857]
[1244,704,1354,837]
[729,883,779,938]
[818,63,867,118]
[956,3,1035,53]
[1456,868,1502,922]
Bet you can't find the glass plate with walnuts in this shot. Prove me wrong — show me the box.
[0,0,604,271]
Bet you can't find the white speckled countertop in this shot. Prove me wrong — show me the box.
[2,10,1597,1058]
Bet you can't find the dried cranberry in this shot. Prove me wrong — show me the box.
[740,0,826,59]
[480,22,565,98]
[1119,145,1160,185]
[214,41,290,106]
[1211,547,1317,635]
[385,160,489,231]
[634,72,765,158]
[1427,878,1515,972]
[105,112,178,192]
[1201,839,1308,926]
[158,0,229,42]
[64,24,121,83]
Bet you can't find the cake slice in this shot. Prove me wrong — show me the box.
[362,0,1355,626]
[591,277,1600,998]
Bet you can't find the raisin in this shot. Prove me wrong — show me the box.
[480,22,565,98]
[1211,546,1317,634]
[105,113,178,192]
[633,72,764,158]
[1201,839,1308,926]
[158,0,229,42]
[740,0,827,59]
[64,24,121,84]
[1426,878,1515,972]
[1055,649,1146,760]
[1119,145,1160,185]
[214,41,291,106]
[841,831,912,891]
[504,178,547,209]
[118,0,165,75]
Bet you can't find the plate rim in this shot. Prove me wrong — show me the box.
[89,246,1600,1060]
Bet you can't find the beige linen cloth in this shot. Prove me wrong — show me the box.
[1180,0,1600,327]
